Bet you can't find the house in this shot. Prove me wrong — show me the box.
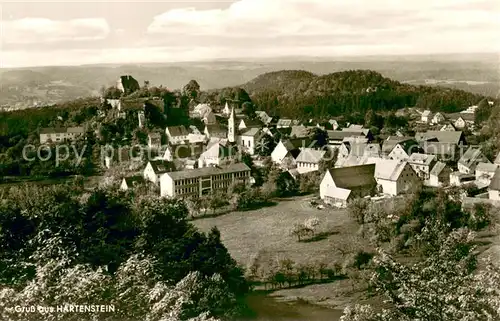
[319,164,376,208]
[407,153,437,180]
[451,113,475,129]
[457,147,489,174]
[336,142,381,168]
[296,148,327,174]
[143,160,175,184]
[450,172,476,186]
[488,168,500,201]
[120,176,145,191]
[198,141,238,168]
[429,161,452,187]
[271,139,302,166]
[40,127,85,144]
[163,143,204,162]
[160,163,251,198]
[290,125,311,139]
[148,133,162,150]
[388,139,420,162]
[327,130,372,146]
[421,110,432,123]
[415,131,467,146]
[440,123,456,132]
[186,126,207,144]
[419,142,461,161]
[329,119,339,130]
[371,159,420,196]
[204,124,227,140]
[431,112,446,125]
[239,128,262,155]
[106,99,122,111]
[475,162,499,185]
[277,119,295,128]
[381,137,416,156]
[255,111,273,125]
[165,125,189,145]
[238,118,262,131]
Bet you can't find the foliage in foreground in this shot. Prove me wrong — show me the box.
[0,184,247,320]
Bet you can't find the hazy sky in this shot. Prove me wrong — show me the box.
[1,0,499,67]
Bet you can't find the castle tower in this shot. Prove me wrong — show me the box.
[228,107,236,143]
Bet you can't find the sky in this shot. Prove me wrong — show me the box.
[0,0,499,68]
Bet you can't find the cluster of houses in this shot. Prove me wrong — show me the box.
[38,91,500,209]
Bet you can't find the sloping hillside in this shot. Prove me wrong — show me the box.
[239,69,485,119]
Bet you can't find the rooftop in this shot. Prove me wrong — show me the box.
[408,153,436,166]
[164,163,250,181]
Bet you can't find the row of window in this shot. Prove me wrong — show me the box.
[177,187,198,195]
[297,162,318,168]
[173,171,250,187]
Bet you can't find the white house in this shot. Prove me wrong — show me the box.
[429,161,451,187]
[198,141,238,168]
[388,140,420,162]
[421,110,432,123]
[255,111,272,125]
[489,168,500,201]
[143,160,174,184]
[475,162,499,185]
[371,159,420,196]
[165,126,189,145]
[120,176,145,191]
[160,163,251,198]
[454,116,467,129]
[106,99,122,111]
[431,112,445,125]
[319,164,376,208]
[270,139,301,165]
[458,147,489,174]
[408,153,437,180]
[277,119,293,128]
[440,123,455,132]
[295,148,327,174]
[239,128,262,155]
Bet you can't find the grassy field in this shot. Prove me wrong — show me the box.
[193,196,357,269]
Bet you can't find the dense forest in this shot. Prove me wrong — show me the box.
[221,70,486,119]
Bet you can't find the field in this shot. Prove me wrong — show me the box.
[193,196,373,311]
[193,196,357,269]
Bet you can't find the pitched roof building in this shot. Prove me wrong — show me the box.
[458,147,489,174]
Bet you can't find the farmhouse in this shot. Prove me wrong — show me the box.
[458,147,489,174]
[372,159,420,196]
[319,164,376,208]
[40,127,85,144]
[160,163,251,198]
[429,161,452,187]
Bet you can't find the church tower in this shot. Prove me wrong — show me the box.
[228,107,236,143]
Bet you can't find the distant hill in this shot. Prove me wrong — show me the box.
[233,69,486,119]
[0,53,498,109]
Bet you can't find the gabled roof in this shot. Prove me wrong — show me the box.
[205,124,226,134]
[328,130,365,141]
[149,160,175,174]
[393,139,420,155]
[166,125,189,137]
[419,141,459,156]
[415,131,464,145]
[165,163,250,181]
[476,162,499,173]
[296,148,326,164]
[381,136,415,154]
[277,118,293,126]
[290,125,311,138]
[430,161,447,176]
[422,110,432,116]
[458,147,486,168]
[373,159,409,181]
[489,168,500,191]
[329,164,376,190]
[240,128,261,137]
[240,118,263,128]
[200,141,238,159]
[408,153,436,166]
[123,176,145,186]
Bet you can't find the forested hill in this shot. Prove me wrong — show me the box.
[239,69,485,119]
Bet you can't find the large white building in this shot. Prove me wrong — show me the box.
[143,160,175,184]
[239,128,262,156]
[40,127,85,144]
[160,163,251,198]
[368,159,420,196]
[165,126,189,145]
[295,148,327,174]
[407,153,437,180]
[458,147,489,174]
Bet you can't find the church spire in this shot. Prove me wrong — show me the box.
[228,106,236,143]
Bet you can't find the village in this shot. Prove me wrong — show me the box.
[36,75,500,212]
